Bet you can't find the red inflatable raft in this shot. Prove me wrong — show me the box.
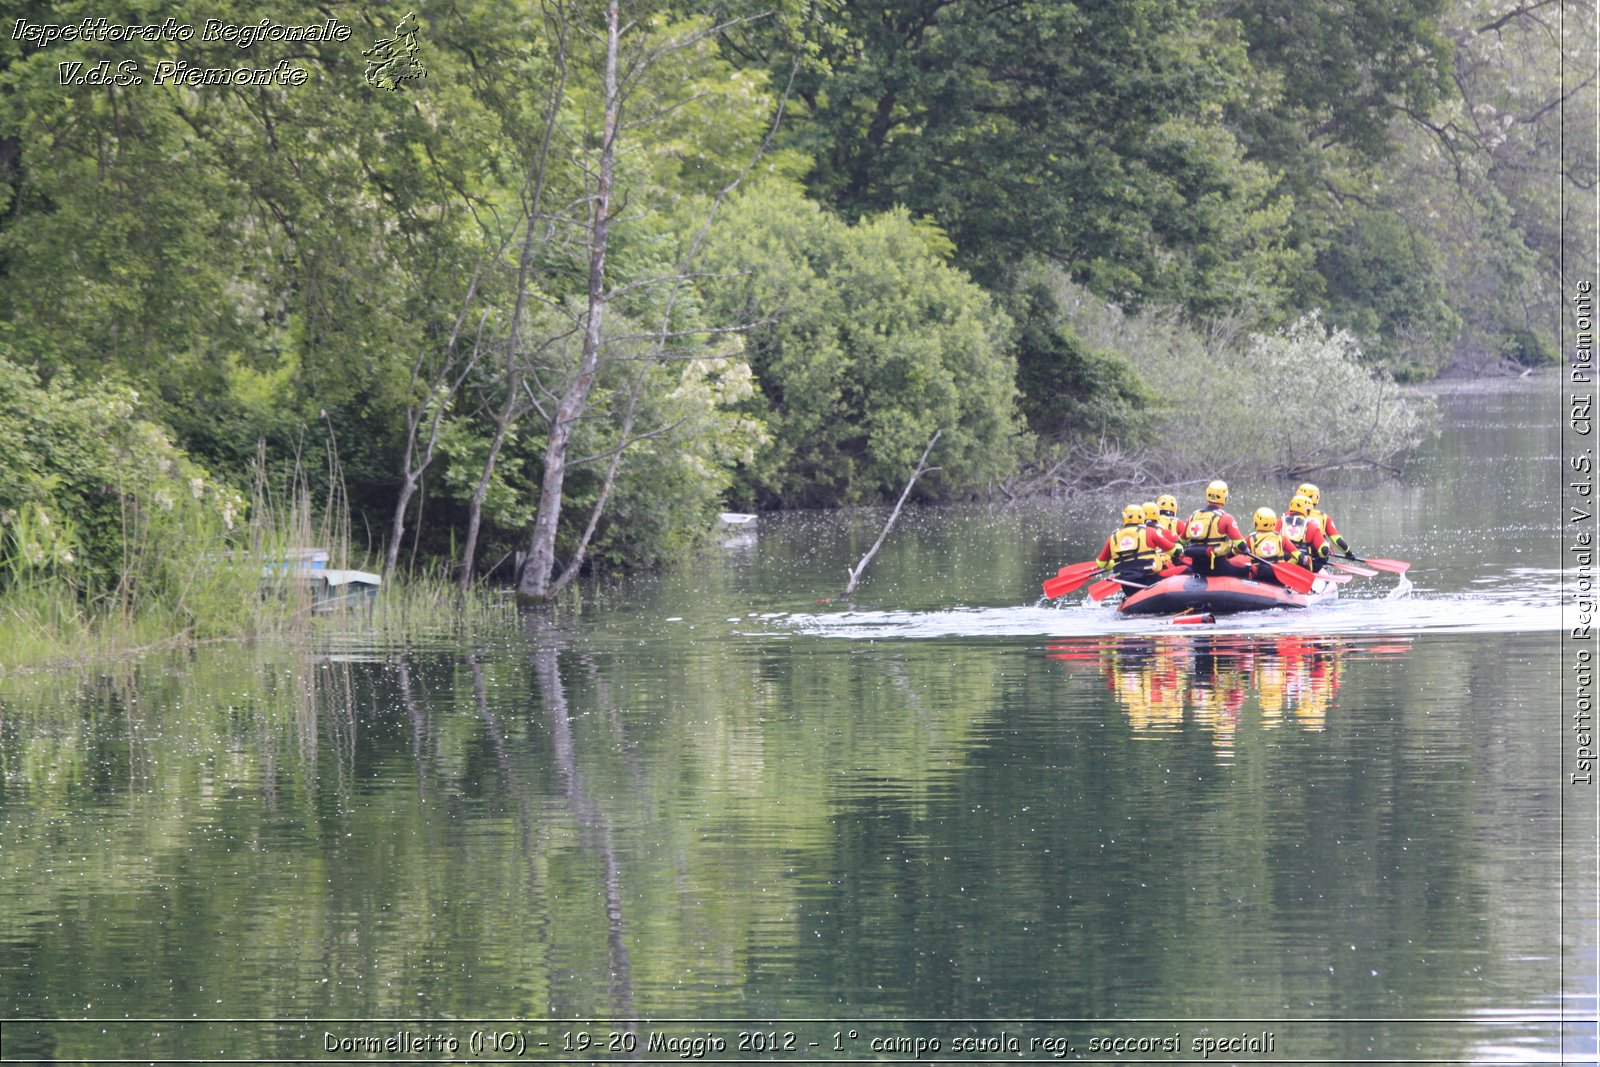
[1117,573,1339,616]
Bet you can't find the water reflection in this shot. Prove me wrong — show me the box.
[1046,634,1413,756]
[522,622,635,1021]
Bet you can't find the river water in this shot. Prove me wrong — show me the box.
[0,376,1593,1064]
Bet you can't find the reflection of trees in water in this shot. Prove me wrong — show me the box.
[529,638,634,1020]
[364,640,642,1018]
[1048,634,1406,754]
[394,634,637,1018]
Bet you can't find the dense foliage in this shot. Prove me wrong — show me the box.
[0,0,1588,613]
[698,180,1019,507]
[0,355,252,634]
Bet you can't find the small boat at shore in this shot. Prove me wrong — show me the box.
[1117,573,1338,616]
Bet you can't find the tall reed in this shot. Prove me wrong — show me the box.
[0,436,525,674]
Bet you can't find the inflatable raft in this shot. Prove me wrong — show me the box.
[1117,573,1338,616]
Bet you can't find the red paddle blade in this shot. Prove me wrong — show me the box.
[1043,570,1098,598]
[1170,612,1215,625]
[1359,557,1411,573]
[1042,560,1102,598]
[1319,571,1353,584]
[1087,578,1123,601]
[1271,560,1316,594]
[1328,558,1378,576]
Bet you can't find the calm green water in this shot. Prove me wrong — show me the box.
[1,377,1593,1064]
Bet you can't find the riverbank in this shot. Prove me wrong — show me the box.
[0,570,523,676]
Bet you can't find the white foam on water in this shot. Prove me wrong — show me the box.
[775,573,1562,641]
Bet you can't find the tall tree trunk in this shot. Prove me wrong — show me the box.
[458,3,570,590]
[518,0,620,603]
[385,465,421,576]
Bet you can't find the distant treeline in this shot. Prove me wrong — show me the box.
[0,0,1588,599]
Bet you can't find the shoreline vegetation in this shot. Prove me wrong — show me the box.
[0,2,1587,666]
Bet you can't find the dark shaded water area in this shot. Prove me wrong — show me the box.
[0,376,1593,1064]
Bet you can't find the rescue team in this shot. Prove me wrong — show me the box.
[1096,481,1355,589]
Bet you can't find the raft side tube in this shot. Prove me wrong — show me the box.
[1117,574,1323,616]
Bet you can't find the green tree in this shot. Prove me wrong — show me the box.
[1314,208,1461,375]
[1224,0,1455,165]
[1009,272,1155,445]
[748,0,1298,312]
[698,179,1020,509]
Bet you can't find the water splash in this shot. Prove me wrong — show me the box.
[776,570,1559,640]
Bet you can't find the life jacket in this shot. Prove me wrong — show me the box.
[1184,507,1232,553]
[1310,506,1350,553]
[1246,530,1290,561]
[1108,523,1159,565]
[1281,512,1328,556]
[1143,521,1178,569]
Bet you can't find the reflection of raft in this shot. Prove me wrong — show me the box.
[1118,574,1338,616]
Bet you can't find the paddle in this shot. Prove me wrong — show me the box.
[1340,552,1410,574]
[1041,561,1104,599]
[1089,574,1153,601]
[1243,550,1317,594]
[1087,579,1122,601]
[1327,557,1378,577]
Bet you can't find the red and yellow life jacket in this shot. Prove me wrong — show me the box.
[1246,530,1291,562]
[1280,511,1319,547]
[1107,524,1160,566]
[1280,512,1329,559]
[1184,508,1232,553]
[1309,506,1350,552]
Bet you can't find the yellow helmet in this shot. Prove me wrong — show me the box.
[1205,480,1229,505]
[1297,482,1321,505]
[1156,493,1178,515]
[1122,503,1145,525]
[1141,501,1160,523]
[1287,494,1312,517]
[1253,507,1278,532]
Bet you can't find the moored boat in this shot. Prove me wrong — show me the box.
[1117,573,1338,616]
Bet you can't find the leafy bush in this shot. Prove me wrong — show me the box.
[0,357,250,632]
[1058,288,1436,477]
[1168,314,1437,474]
[698,180,1022,508]
[1010,278,1157,445]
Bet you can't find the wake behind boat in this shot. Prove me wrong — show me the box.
[1117,572,1339,616]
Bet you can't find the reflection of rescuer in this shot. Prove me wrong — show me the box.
[1097,503,1183,586]
[1182,480,1245,575]
[1229,507,1307,585]
[1280,494,1331,571]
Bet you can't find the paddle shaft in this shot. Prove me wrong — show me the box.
[1089,573,1156,601]
[1243,550,1315,594]
[1340,552,1410,574]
